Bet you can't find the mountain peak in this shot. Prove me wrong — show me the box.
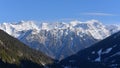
[106,24,120,34]
[69,20,82,26]
[17,20,38,29]
[86,19,102,25]
[18,20,34,24]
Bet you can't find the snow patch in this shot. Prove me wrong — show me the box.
[110,52,120,57]
[95,49,102,62]
[92,51,95,54]
[102,47,112,54]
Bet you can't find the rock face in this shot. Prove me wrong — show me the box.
[59,31,120,68]
[0,20,119,60]
[0,30,54,68]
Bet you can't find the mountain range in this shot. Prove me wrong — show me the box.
[0,20,120,60]
[0,20,120,68]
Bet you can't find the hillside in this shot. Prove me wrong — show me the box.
[0,30,54,68]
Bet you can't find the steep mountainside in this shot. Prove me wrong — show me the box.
[59,31,120,68]
[0,20,116,60]
[0,30,54,68]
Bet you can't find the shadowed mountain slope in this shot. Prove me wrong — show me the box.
[59,31,120,68]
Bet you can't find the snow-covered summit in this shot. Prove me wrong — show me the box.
[0,21,39,38]
[36,20,110,39]
[13,20,39,30]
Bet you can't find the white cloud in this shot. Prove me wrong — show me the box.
[81,12,116,16]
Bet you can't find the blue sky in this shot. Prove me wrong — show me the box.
[0,0,120,24]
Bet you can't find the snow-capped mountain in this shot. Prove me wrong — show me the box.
[106,24,120,34]
[59,31,120,68]
[0,21,39,38]
[0,20,118,60]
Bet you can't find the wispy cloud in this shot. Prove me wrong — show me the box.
[81,12,116,16]
[59,18,76,21]
[58,18,81,21]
